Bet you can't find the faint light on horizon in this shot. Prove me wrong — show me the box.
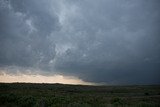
[0,72,95,85]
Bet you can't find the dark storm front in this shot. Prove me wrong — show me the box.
[0,0,160,85]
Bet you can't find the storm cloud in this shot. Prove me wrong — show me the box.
[0,0,160,84]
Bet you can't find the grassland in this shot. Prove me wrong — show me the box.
[0,83,160,107]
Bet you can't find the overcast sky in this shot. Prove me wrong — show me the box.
[0,0,160,85]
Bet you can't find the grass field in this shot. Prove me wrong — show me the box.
[0,83,160,107]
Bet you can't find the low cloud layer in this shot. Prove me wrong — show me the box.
[0,72,95,85]
[0,0,160,84]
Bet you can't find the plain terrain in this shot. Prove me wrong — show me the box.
[0,83,160,107]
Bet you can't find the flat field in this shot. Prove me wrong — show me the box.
[0,83,160,107]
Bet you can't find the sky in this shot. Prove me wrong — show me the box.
[0,0,160,85]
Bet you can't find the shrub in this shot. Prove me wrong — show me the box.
[144,92,149,96]
[68,102,91,107]
[18,96,36,107]
[111,97,125,106]
[0,93,18,104]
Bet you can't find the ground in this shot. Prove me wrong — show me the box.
[0,83,160,107]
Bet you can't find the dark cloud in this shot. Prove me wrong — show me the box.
[0,0,160,84]
[53,0,160,84]
[0,0,59,70]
